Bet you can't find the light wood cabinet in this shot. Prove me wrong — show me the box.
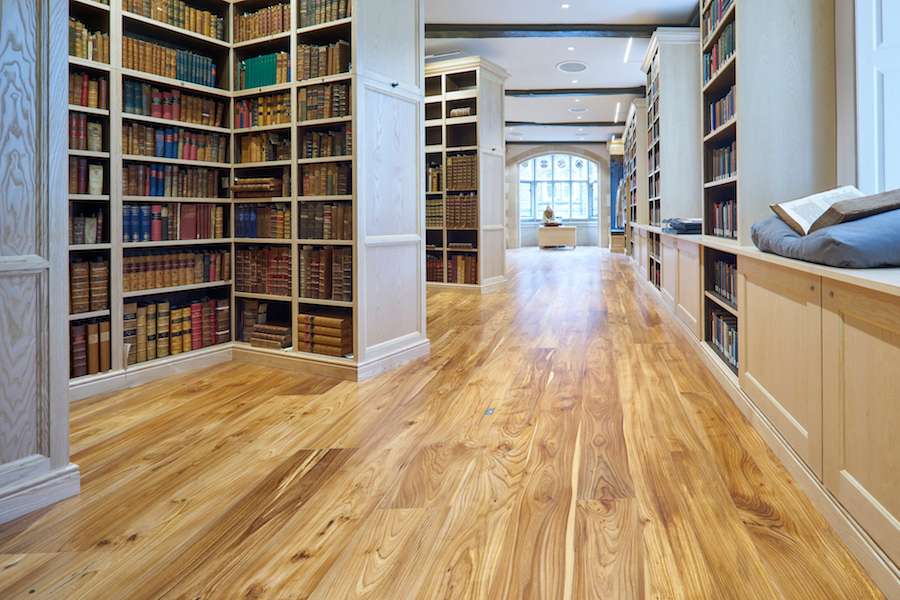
[661,235,678,308]
[637,229,648,277]
[822,279,900,567]
[675,240,701,338]
[739,257,822,476]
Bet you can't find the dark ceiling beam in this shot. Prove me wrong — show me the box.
[425,23,663,39]
[506,87,645,98]
[506,121,621,128]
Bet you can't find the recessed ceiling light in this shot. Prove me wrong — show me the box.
[577,116,583,120]
[575,98,581,102]
[561,3,570,9]
[567,46,575,52]
[614,101,622,123]
[623,37,634,63]
[578,128,585,132]
[569,107,588,113]
[571,79,579,84]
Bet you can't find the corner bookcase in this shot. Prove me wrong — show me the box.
[424,57,508,293]
[698,0,835,375]
[69,0,427,399]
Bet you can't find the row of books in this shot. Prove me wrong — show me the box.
[123,203,226,242]
[298,0,351,29]
[446,194,478,229]
[69,114,104,153]
[124,298,230,365]
[702,22,735,83]
[235,246,291,296]
[702,0,735,44]
[123,122,228,163]
[237,132,291,163]
[709,198,737,239]
[123,80,227,128]
[446,254,477,285]
[426,199,442,228]
[123,0,225,41]
[249,322,292,350]
[649,257,661,289]
[71,258,109,313]
[710,310,739,370]
[708,140,737,181]
[298,83,350,121]
[238,52,290,90]
[123,163,223,198]
[234,92,291,129]
[69,72,108,110]
[70,207,106,246]
[427,163,442,192]
[70,319,111,378]
[232,171,290,198]
[234,3,291,43]
[235,205,291,239]
[69,18,109,64]
[123,36,219,89]
[301,163,351,196]
[299,246,352,302]
[69,159,105,196]
[297,310,351,357]
[300,126,352,158]
[446,154,478,191]
[711,258,737,306]
[297,41,351,81]
[426,253,444,282]
[298,202,352,240]
[123,249,230,292]
[706,85,736,134]
[239,299,272,342]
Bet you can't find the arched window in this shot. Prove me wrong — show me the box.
[518,153,599,221]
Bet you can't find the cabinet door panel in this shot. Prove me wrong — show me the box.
[676,240,700,338]
[739,258,822,476]
[823,280,900,566]
[661,236,678,308]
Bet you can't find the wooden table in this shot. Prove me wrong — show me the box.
[537,225,577,248]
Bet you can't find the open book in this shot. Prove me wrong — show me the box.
[770,186,865,235]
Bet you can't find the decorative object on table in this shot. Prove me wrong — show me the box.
[662,217,702,234]
[542,205,561,226]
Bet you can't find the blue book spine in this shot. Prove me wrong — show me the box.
[140,205,151,242]
[130,205,139,242]
[122,205,131,242]
[250,210,257,237]
[155,129,164,158]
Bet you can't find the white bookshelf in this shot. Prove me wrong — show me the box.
[423,57,509,292]
[68,0,428,399]
[623,98,649,260]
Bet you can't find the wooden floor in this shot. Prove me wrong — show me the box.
[0,248,883,599]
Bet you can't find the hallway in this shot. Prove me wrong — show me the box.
[0,248,881,598]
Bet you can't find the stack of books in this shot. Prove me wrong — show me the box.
[239,299,268,342]
[300,126,352,158]
[123,37,219,88]
[69,18,109,63]
[234,93,291,128]
[123,0,225,40]
[249,323,292,350]
[70,318,111,378]
[299,246,352,301]
[232,169,290,198]
[446,154,478,191]
[297,310,352,357]
[122,203,226,242]
[69,206,105,245]
[298,83,350,120]
[68,158,104,195]
[238,52,290,89]
[298,0,351,28]
[70,257,109,313]
[298,202,351,240]
[297,41,351,80]
[236,204,291,239]
[300,163,351,196]
[69,114,104,152]
[69,72,108,109]
[124,298,229,365]
[122,122,228,163]
[426,253,444,282]
[235,246,291,296]
[446,194,478,228]
[447,254,477,285]
[123,164,223,198]
[123,249,230,292]
[123,80,227,128]
[235,3,291,43]
[426,199,443,228]
[237,132,292,163]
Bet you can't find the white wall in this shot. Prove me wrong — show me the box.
[505,143,611,248]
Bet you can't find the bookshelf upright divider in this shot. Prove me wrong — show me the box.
[69,0,429,399]
[424,57,508,292]
[623,98,649,275]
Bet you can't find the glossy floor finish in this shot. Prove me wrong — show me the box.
[0,248,883,599]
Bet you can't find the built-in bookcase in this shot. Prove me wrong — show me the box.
[703,245,738,374]
[622,98,648,259]
[423,57,508,292]
[697,0,835,375]
[69,0,427,398]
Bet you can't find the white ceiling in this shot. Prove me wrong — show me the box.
[425,0,698,143]
[425,0,698,25]
[507,124,619,144]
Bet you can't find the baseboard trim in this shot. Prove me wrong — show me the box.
[0,463,80,525]
[631,259,900,597]
[232,345,358,381]
[427,276,506,294]
[70,346,233,401]
[358,336,431,380]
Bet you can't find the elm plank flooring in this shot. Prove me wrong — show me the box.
[0,248,884,599]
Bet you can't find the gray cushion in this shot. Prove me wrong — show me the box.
[751,209,900,269]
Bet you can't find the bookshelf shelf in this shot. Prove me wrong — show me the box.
[703,174,738,189]
[296,17,352,36]
[121,68,230,98]
[297,115,352,127]
[122,238,232,248]
[297,194,353,202]
[70,243,112,251]
[72,0,111,12]
[701,53,736,94]
[69,57,111,72]
[295,72,353,88]
[121,11,230,50]
[233,196,292,203]
[297,155,352,164]
[232,31,292,50]
[69,149,110,159]
[234,238,291,245]
[297,297,354,308]
[701,1,736,52]
[233,81,295,98]
[704,289,738,317]
[122,154,231,169]
[69,309,111,322]
[122,281,233,299]
[233,122,292,133]
[703,116,737,143]
[234,291,292,302]
[122,196,229,204]
[70,194,110,202]
[297,239,352,246]
[121,112,231,134]
[69,104,110,117]
[234,159,293,168]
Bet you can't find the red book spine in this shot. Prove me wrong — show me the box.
[191,303,202,350]
[171,90,181,121]
[80,73,89,106]
[151,89,162,118]
[151,205,162,241]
